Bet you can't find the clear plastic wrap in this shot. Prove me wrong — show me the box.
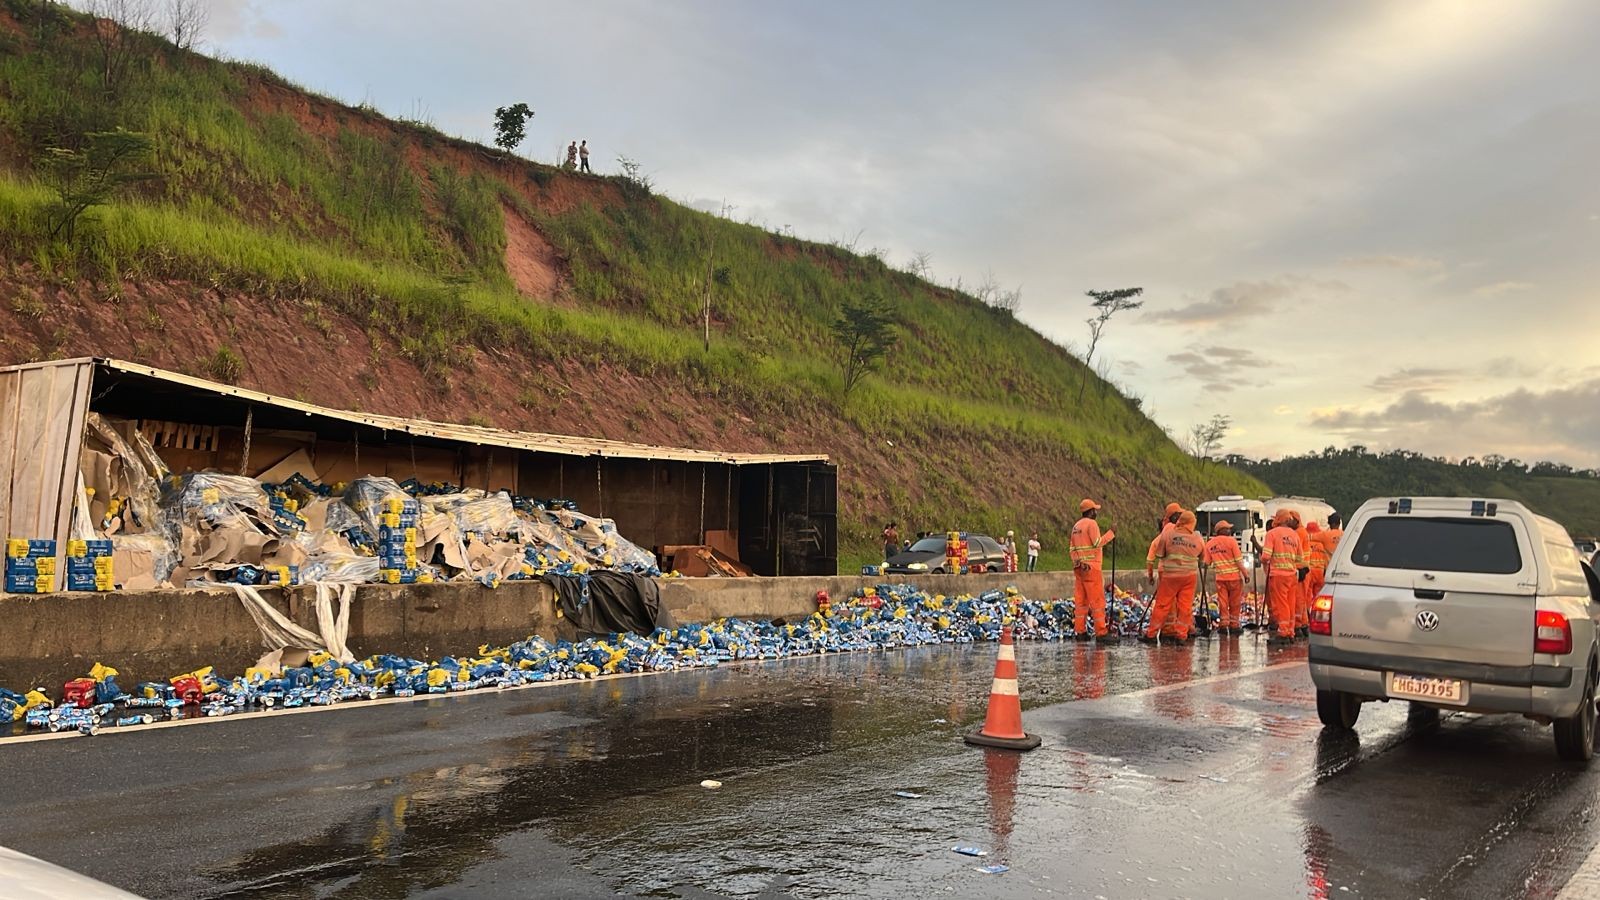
[165,473,272,533]
[527,516,589,562]
[75,419,665,588]
[340,477,413,533]
[425,491,518,539]
[298,553,383,585]
[600,520,658,572]
[553,507,608,549]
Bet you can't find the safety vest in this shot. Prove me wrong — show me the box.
[1309,529,1342,570]
[1156,530,1203,575]
[1069,517,1106,566]
[1146,521,1176,564]
[1262,526,1302,574]
[1204,536,1243,581]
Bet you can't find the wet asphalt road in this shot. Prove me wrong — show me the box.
[2,636,1599,899]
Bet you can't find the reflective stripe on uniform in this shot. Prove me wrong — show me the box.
[1160,556,1199,574]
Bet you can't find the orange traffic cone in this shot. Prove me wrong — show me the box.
[965,625,1042,751]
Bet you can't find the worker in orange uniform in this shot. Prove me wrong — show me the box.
[1306,513,1343,602]
[1260,510,1303,646]
[1146,502,1185,637]
[1069,498,1117,642]
[1204,520,1245,634]
[1289,510,1312,639]
[1140,510,1203,645]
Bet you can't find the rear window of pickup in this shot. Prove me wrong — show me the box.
[1349,517,1523,574]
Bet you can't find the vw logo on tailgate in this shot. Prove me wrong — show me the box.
[1415,610,1440,632]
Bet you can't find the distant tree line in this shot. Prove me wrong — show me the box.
[1227,446,1600,537]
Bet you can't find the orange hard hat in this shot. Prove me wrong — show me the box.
[1164,502,1182,516]
[1287,510,1302,526]
[1307,521,1321,533]
[1178,510,1197,527]
[1271,510,1290,527]
[1079,498,1102,512]
[1215,520,1234,532]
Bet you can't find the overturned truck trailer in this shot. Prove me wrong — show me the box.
[0,358,837,585]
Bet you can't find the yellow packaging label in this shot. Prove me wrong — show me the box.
[382,568,400,584]
[34,575,54,592]
[34,557,55,575]
[380,513,400,528]
[94,557,114,574]
[404,527,417,543]
[201,488,220,505]
[67,540,87,558]
[94,574,115,591]
[383,498,405,514]
[417,572,434,584]
[284,499,299,513]
[5,539,27,559]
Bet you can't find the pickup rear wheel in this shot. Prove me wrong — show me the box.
[1554,663,1597,763]
[1316,689,1361,731]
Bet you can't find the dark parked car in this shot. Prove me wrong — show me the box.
[884,533,1008,574]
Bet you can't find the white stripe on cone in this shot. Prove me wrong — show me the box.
[998,644,1016,662]
[990,677,1019,696]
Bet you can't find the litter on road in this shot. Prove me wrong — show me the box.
[1,581,1271,738]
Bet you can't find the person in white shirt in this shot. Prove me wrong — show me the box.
[1027,533,1041,572]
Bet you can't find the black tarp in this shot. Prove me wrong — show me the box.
[543,571,671,637]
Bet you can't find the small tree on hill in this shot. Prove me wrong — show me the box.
[165,0,208,50]
[1079,286,1143,400]
[831,295,897,398]
[85,0,156,97]
[41,128,157,241]
[1186,413,1231,464]
[492,103,534,155]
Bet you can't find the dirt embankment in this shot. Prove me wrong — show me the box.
[0,268,1129,549]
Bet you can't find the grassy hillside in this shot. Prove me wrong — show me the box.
[0,2,1266,568]
[1232,448,1600,539]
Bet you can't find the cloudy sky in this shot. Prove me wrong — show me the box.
[188,0,1600,465]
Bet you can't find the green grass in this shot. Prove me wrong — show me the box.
[0,2,1271,565]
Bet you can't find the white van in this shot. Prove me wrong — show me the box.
[1308,497,1600,761]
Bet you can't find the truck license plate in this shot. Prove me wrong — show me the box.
[1387,672,1466,704]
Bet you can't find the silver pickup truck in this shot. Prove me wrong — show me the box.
[1308,497,1600,761]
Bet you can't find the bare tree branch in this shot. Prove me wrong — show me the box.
[84,0,156,96]
[166,0,208,50]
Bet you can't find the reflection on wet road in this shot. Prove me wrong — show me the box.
[2,636,1598,898]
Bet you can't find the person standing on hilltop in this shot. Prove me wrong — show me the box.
[881,522,899,562]
[1026,532,1041,572]
[565,141,578,169]
[579,140,591,173]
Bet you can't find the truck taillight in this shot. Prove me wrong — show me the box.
[1535,611,1572,655]
[1309,594,1334,636]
